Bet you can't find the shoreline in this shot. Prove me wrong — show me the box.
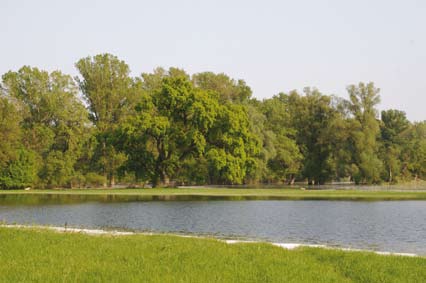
[1,188,426,201]
[1,224,419,258]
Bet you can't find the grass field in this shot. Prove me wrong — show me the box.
[0,227,425,283]
[1,187,426,201]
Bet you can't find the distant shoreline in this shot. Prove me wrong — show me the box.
[1,187,426,201]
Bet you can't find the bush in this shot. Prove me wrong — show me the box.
[85,173,106,188]
[0,149,37,189]
[69,173,86,188]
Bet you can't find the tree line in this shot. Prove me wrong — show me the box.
[0,53,425,189]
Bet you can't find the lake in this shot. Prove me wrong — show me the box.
[1,196,425,255]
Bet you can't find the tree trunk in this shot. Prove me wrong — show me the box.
[163,173,170,187]
[151,173,159,188]
[287,175,295,185]
[109,173,115,188]
[102,140,107,188]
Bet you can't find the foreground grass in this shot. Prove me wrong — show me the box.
[1,187,426,201]
[0,227,425,283]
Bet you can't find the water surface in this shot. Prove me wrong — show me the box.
[1,198,425,255]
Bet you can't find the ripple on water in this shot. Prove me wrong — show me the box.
[0,199,425,255]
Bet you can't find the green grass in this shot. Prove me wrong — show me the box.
[0,227,425,282]
[1,187,426,201]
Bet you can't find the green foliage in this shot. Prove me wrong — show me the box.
[1,66,89,188]
[69,173,86,189]
[380,110,411,182]
[84,172,107,188]
[75,54,137,130]
[0,149,37,189]
[75,54,137,186]
[0,96,22,170]
[255,94,302,183]
[347,82,383,184]
[192,72,252,103]
[286,89,338,184]
[206,103,260,184]
[118,69,261,186]
[192,72,261,184]
[0,54,425,187]
[402,122,426,179]
[120,70,219,186]
[381,110,410,143]
[39,151,75,188]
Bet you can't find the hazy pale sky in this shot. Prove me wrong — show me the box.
[1,0,425,121]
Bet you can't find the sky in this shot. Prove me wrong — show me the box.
[1,0,425,121]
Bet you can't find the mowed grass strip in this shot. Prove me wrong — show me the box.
[1,188,426,201]
[0,227,425,283]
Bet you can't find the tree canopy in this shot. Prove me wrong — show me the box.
[0,53,424,189]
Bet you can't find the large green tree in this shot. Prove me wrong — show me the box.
[2,66,89,188]
[119,70,219,186]
[379,110,411,182]
[0,96,37,189]
[402,122,426,180]
[0,96,22,170]
[119,69,259,186]
[287,89,337,185]
[259,94,302,183]
[75,54,138,186]
[192,71,260,184]
[205,103,260,184]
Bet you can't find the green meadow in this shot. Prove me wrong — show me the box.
[0,227,425,283]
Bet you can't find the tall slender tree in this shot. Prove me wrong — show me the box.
[347,82,383,184]
[380,110,410,182]
[287,89,337,185]
[75,54,137,186]
[260,94,302,184]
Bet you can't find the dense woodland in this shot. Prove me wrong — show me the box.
[0,54,425,189]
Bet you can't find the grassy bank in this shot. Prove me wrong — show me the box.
[0,227,425,283]
[1,188,426,201]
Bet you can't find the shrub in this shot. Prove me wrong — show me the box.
[85,173,106,188]
[0,149,37,189]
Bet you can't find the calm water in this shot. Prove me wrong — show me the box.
[1,198,425,254]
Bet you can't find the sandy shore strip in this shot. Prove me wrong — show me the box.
[0,224,419,257]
